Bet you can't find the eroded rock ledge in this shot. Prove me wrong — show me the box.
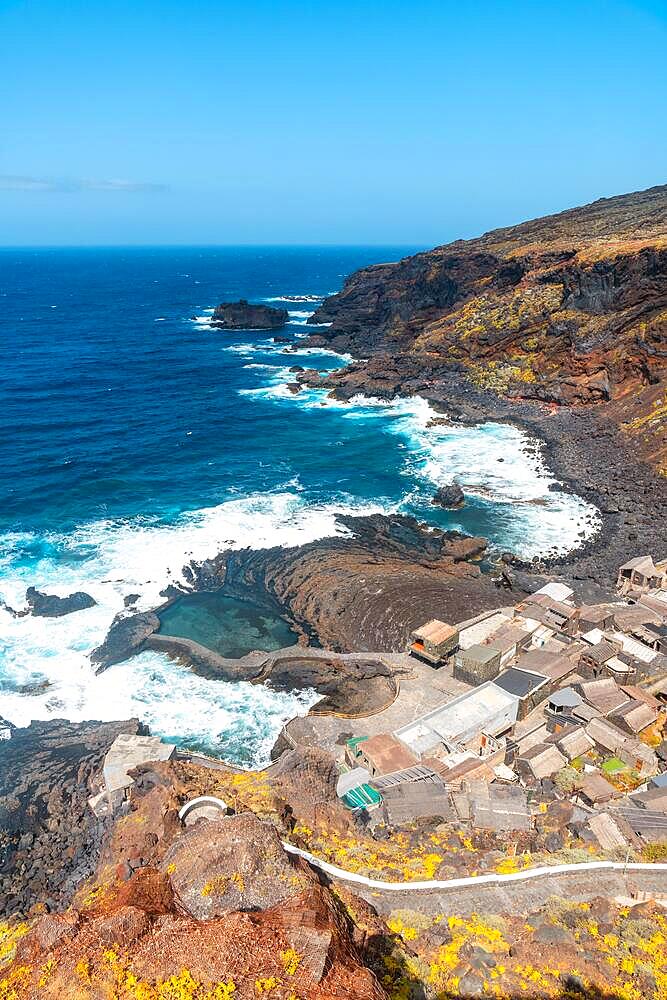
[180,513,498,652]
[89,515,512,713]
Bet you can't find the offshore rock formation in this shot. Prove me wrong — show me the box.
[182,513,500,652]
[307,184,667,472]
[91,611,160,673]
[25,586,96,617]
[211,299,288,329]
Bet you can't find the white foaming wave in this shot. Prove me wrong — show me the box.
[0,649,318,768]
[278,346,352,361]
[245,386,601,558]
[191,313,215,330]
[288,310,315,319]
[0,491,382,759]
[376,396,601,556]
[263,294,327,303]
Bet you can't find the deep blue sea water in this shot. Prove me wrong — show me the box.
[0,247,599,763]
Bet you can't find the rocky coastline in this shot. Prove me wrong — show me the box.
[0,718,142,918]
[292,361,666,601]
[87,515,513,716]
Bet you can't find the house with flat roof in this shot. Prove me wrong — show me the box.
[395,681,520,757]
[348,733,418,777]
[493,667,549,719]
[453,643,502,686]
[533,582,575,604]
[484,621,536,669]
[458,611,512,650]
[100,733,176,813]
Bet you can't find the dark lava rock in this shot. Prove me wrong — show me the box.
[26,586,96,617]
[211,299,288,330]
[91,611,160,672]
[533,924,576,947]
[0,718,140,918]
[432,483,465,509]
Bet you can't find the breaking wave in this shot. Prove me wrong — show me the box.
[0,492,385,760]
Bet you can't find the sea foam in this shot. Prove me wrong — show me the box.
[0,491,383,760]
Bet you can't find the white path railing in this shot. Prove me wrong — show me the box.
[281,843,667,892]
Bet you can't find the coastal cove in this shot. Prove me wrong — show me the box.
[1,247,601,762]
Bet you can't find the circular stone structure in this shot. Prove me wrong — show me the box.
[178,795,229,826]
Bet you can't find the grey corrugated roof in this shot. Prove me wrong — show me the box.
[494,668,548,698]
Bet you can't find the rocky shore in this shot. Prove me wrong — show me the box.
[0,718,141,917]
[293,363,666,600]
[287,187,667,597]
[87,515,513,715]
[179,514,500,652]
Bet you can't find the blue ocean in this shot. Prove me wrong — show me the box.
[0,247,599,763]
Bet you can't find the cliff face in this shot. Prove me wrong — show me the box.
[310,185,667,470]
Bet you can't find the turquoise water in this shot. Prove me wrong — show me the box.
[158,594,297,659]
[0,247,599,761]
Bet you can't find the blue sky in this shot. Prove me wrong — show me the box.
[1,0,666,245]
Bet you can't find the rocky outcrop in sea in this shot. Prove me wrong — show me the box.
[211,299,288,329]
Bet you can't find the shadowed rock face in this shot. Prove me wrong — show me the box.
[211,299,288,329]
[307,185,667,471]
[0,718,140,917]
[91,611,160,672]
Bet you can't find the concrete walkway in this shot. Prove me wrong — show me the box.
[282,844,667,916]
[283,658,471,760]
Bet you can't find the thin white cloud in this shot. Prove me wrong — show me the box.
[0,175,167,193]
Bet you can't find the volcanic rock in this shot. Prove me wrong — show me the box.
[181,513,504,652]
[160,812,314,919]
[91,610,160,671]
[432,483,465,508]
[307,185,667,473]
[25,585,96,617]
[211,299,288,329]
[0,717,140,917]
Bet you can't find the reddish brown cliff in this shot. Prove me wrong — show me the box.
[309,185,667,471]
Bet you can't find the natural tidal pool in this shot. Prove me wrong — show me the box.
[157,593,297,658]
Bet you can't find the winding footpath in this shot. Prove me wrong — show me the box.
[282,843,667,916]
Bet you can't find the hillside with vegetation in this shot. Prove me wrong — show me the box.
[309,185,667,472]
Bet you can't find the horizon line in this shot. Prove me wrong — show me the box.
[0,241,429,250]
